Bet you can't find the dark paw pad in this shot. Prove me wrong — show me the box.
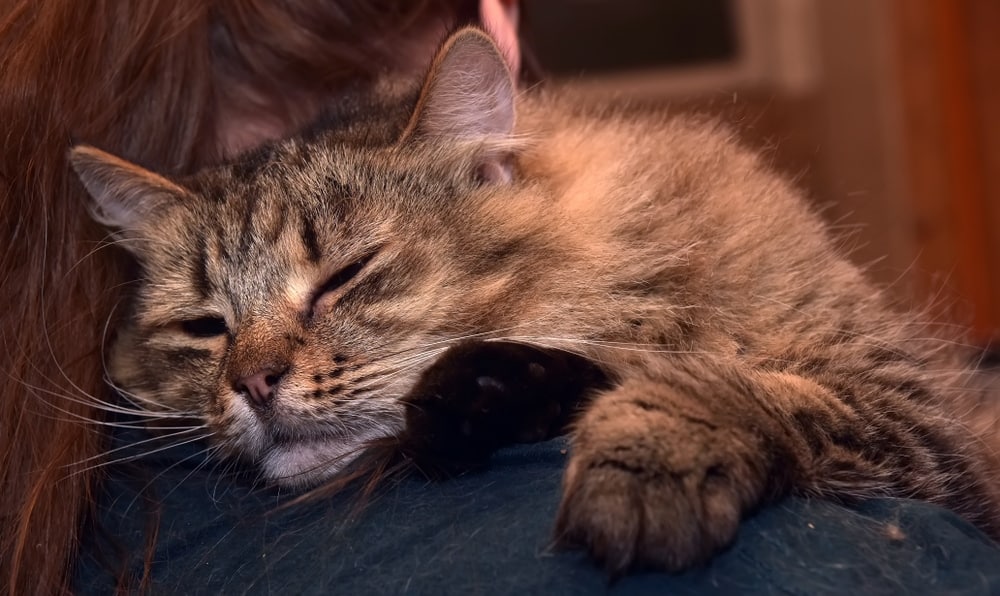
[399,341,609,476]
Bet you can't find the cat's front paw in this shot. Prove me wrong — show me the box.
[400,341,608,476]
[554,386,775,574]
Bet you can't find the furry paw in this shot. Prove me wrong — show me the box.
[554,386,772,574]
[400,341,608,476]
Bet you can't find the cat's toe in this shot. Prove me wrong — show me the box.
[554,451,742,574]
[554,460,644,574]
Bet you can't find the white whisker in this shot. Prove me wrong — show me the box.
[67,425,209,468]
[66,432,215,477]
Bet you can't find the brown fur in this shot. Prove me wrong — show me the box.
[71,28,1000,575]
[0,2,470,593]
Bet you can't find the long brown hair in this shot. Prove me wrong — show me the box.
[0,1,471,592]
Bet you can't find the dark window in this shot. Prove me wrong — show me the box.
[522,0,737,76]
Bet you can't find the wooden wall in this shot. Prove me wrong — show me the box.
[893,0,1000,341]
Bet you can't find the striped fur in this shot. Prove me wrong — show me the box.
[71,29,1000,573]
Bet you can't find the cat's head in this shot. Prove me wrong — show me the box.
[68,28,570,487]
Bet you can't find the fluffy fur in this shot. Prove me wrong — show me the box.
[71,28,1000,573]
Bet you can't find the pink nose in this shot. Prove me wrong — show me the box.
[235,366,287,410]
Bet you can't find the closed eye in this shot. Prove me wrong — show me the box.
[179,316,228,338]
[310,251,378,314]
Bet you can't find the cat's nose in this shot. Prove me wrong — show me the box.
[235,366,287,410]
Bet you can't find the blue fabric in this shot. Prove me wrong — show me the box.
[75,432,1000,595]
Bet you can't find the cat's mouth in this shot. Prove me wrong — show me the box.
[223,375,412,488]
[267,423,348,446]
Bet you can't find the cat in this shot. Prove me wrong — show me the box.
[70,27,1000,573]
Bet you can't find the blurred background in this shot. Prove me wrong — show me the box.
[521,0,1000,346]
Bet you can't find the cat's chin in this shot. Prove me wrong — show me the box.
[260,436,370,489]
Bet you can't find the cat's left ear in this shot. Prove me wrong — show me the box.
[69,145,187,255]
[401,27,516,184]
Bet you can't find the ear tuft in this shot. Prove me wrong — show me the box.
[69,145,185,232]
[403,27,516,141]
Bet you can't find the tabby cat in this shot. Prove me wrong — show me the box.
[70,28,1000,573]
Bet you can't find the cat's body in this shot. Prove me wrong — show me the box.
[71,29,1000,572]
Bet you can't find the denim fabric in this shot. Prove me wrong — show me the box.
[75,430,1000,595]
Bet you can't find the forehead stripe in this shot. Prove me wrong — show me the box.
[191,235,213,299]
[300,212,323,263]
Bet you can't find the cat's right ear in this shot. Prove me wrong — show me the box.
[400,27,517,184]
[69,145,185,240]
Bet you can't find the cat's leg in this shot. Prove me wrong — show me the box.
[555,361,796,573]
[554,356,1000,573]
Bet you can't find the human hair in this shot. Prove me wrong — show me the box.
[0,1,474,592]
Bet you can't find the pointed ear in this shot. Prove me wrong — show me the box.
[69,145,185,234]
[402,27,516,143]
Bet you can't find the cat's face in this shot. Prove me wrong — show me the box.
[70,30,566,486]
[138,149,555,485]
